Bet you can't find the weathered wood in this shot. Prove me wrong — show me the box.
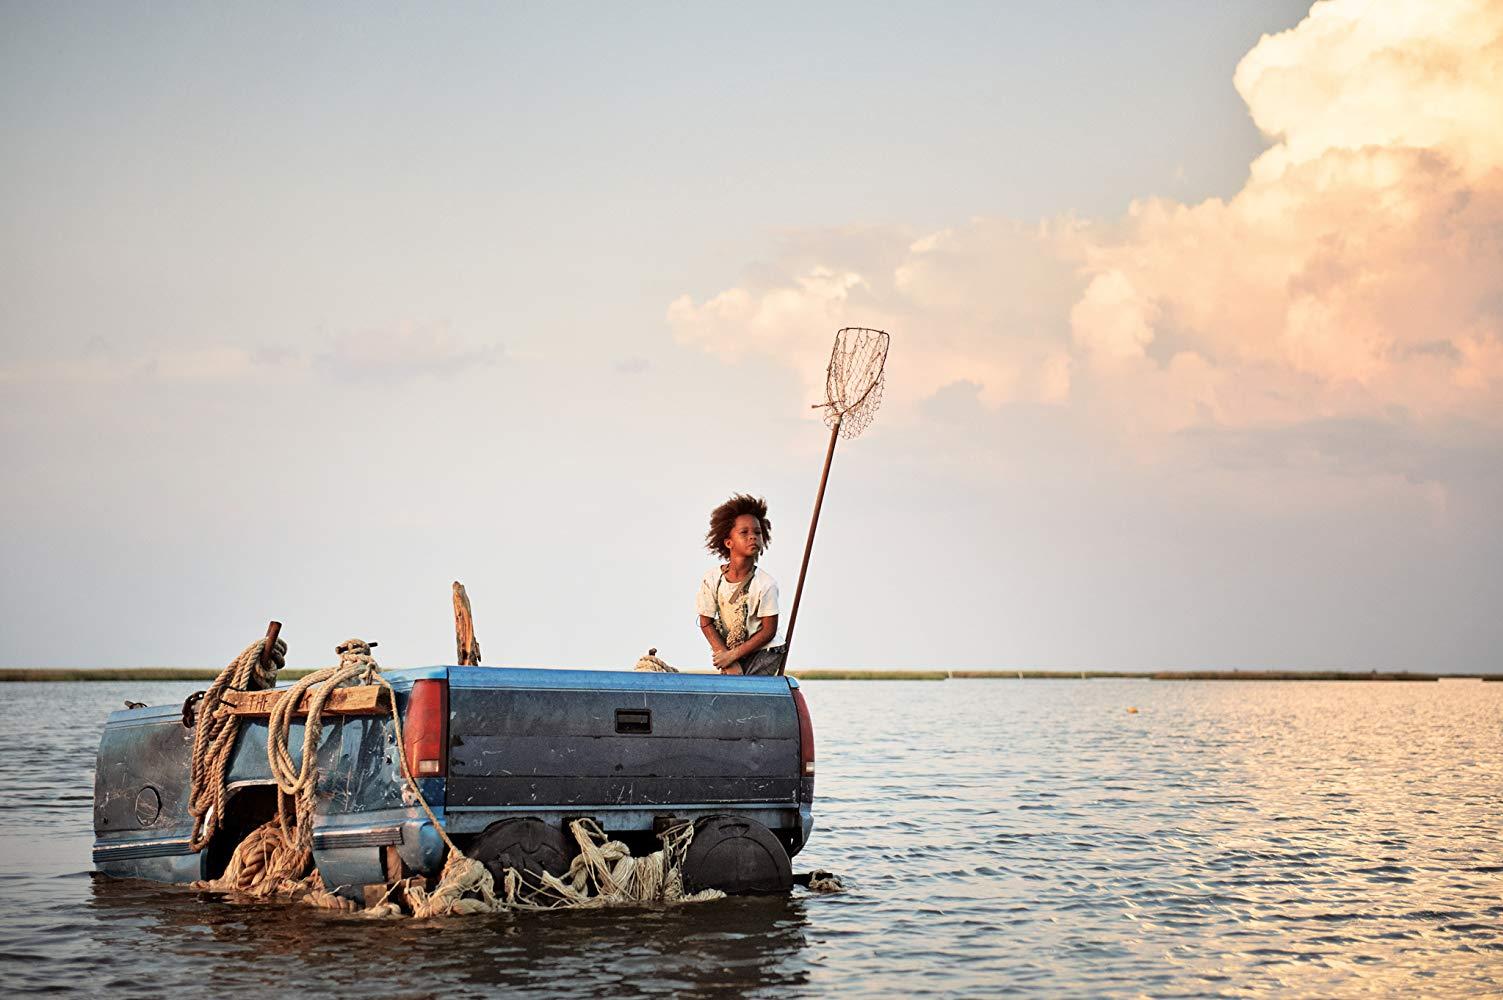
[260,620,282,670]
[220,685,389,717]
[453,581,482,666]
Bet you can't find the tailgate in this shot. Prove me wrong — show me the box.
[446,667,800,808]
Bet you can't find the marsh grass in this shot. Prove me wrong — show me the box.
[788,670,948,681]
[0,667,1481,682]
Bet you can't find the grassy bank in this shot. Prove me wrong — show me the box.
[2,667,1491,682]
[948,670,1140,679]
[1147,670,1440,682]
[788,670,948,681]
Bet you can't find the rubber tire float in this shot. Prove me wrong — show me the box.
[466,817,573,884]
[681,815,793,895]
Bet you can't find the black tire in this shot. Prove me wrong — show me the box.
[466,817,572,884]
[681,815,792,895]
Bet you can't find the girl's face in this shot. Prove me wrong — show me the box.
[725,514,764,560]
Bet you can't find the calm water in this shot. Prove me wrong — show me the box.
[1,678,1500,997]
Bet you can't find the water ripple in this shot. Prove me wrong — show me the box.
[1,679,1501,995]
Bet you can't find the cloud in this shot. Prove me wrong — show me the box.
[1,323,503,387]
[669,219,1090,411]
[667,0,1503,449]
[0,345,290,385]
[1234,0,1503,181]
[613,356,651,375]
[316,322,502,382]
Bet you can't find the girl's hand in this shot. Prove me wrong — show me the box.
[712,647,742,670]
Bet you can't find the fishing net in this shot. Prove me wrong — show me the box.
[818,327,890,439]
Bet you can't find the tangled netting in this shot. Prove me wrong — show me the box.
[819,327,889,440]
[188,635,765,917]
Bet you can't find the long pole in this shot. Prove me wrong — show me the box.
[779,416,842,674]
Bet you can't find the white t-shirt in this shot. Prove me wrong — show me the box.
[696,567,782,645]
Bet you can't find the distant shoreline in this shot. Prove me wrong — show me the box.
[0,667,1494,682]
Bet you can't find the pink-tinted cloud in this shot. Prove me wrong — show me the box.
[668,0,1503,443]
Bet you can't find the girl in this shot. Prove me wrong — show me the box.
[696,494,785,675]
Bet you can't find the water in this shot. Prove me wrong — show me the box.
[2,678,1500,996]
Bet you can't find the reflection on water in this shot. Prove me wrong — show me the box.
[79,877,811,998]
[1,679,1500,996]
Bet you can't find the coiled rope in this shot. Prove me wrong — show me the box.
[186,635,285,851]
[265,638,380,874]
[634,647,678,672]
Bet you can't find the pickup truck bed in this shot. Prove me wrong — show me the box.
[93,667,815,896]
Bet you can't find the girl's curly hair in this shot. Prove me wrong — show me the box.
[705,494,772,558]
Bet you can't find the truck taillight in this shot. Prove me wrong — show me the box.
[792,685,815,778]
[404,679,448,778]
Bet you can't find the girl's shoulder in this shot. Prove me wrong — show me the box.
[752,567,779,590]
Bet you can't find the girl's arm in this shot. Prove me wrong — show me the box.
[700,616,736,672]
[711,614,779,671]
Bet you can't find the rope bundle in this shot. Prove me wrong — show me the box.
[404,852,503,917]
[633,647,678,673]
[189,635,397,903]
[186,636,285,851]
[404,818,724,916]
[266,638,379,872]
[516,818,724,909]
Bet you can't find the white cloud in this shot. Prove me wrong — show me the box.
[1235,0,1503,180]
[668,0,1503,447]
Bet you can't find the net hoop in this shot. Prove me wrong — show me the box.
[817,327,889,440]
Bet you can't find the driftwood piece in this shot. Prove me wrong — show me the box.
[220,685,389,717]
[453,581,482,666]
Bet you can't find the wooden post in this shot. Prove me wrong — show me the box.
[453,582,482,666]
[260,621,282,670]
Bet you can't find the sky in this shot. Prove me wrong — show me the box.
[2,0,1500,673]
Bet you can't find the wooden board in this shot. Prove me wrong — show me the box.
[220,685,390,717]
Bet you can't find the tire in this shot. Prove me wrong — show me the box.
[466,817,572,884]
[681,815,792,895]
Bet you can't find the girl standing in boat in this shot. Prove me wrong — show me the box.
[697,494,784,675]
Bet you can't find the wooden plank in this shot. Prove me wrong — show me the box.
[220,685,389,717]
